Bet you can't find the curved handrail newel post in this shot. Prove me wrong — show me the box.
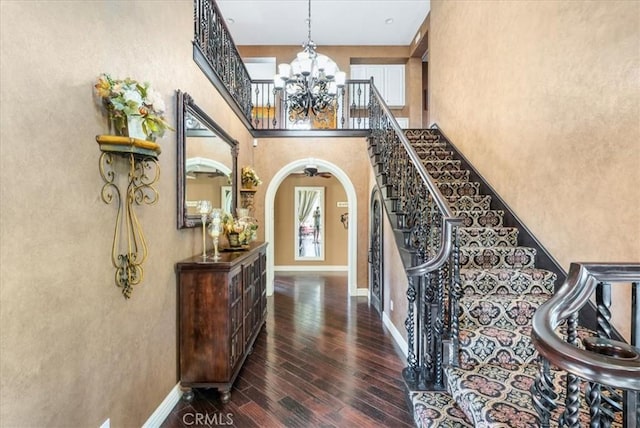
[531,263,640,425]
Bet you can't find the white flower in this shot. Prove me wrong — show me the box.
[146,89,165,114]
[123,88,143,105]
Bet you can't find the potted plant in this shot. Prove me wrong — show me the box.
[95,73,173,142]
[241,166,262,189]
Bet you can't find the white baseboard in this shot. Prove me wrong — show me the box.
[142,383,182,428]
[354,288,368,296]
[274,265,348,272]
[383,311,408,358]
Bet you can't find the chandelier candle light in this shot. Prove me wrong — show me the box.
[273,0,346,119]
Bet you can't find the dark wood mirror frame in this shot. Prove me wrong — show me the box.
[177,90,238,229]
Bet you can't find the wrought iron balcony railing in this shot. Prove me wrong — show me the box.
[194,0,373,134]
[249,79,372,131]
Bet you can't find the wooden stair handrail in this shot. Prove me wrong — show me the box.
[369,84,463,277]
[531,262,640,391]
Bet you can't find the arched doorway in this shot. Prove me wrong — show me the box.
[264,159,359,296]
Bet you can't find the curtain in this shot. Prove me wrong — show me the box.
[297,190,318,224]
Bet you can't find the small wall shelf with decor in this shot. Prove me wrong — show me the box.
[96,135,161,298]
[239,188,257,211]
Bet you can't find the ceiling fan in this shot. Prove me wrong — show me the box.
[290,164,332,179]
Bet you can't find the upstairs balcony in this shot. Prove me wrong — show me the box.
[193,0,374,137]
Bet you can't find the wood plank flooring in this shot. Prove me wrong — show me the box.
[161,272,413,428]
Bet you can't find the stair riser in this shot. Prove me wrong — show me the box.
[460,269,556,295]
[460,247,537,269]
[410,142,448,150]
[437,182,480,198]
[448,195,492,211]
[429,170,470,182]
[404,130,442,146]
[405,132,441,144]
[423,160,462,172]
[458,227,518,247]
[418,151,455,162]
[458,327,538,367]
[459,296,549,330]
[457,211,504,228]
[415,149,454,157]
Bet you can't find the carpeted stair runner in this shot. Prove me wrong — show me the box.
[400,130,611,427]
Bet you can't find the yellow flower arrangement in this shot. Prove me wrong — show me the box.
[220,212,258,246]
[241,166,262,188]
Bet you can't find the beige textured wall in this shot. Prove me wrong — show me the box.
[250,137,370,287]
[430,0,640,338]
[273,175,348,266]
[0,1,252,427]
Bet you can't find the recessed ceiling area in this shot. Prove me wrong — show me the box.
[216,0,431,46]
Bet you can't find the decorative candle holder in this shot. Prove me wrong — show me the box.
[208,209,222,261]
[198,200,212,259]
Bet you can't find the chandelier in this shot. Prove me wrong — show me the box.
[273,0,346,120]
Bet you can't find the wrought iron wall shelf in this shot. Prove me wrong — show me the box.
[96,135,161,298]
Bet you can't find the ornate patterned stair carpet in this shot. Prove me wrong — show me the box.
[403,130,566,427]
[403,131,625,427]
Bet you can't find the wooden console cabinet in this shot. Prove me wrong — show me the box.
[176,242,267,403]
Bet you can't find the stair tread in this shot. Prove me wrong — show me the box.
[447,195,492,211]
[446,362,623,428]
[460,266,554,275]
[460,267,556,295]
[459,294,551,330]
[458,325,537,368]
[411,391,473,427]
[461,291,551,300]
[459,226,517,231]
[460,245,536,251]
[459,226,518,235]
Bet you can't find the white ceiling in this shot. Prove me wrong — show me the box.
[216,0,431,46]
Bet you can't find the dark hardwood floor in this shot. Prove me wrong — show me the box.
[161,272,413,428]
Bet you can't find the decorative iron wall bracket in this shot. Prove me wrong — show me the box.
[96,135,161,298]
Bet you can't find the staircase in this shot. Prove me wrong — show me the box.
[391,129,623,427]
[401,129,552,426]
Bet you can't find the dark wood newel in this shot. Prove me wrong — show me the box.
[176,242,267,403]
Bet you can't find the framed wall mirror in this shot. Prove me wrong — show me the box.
[294,186,325,261]
[177,90,238,228]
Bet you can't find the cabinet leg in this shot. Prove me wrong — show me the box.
[220,389,231,403]
[182,388,194,402]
